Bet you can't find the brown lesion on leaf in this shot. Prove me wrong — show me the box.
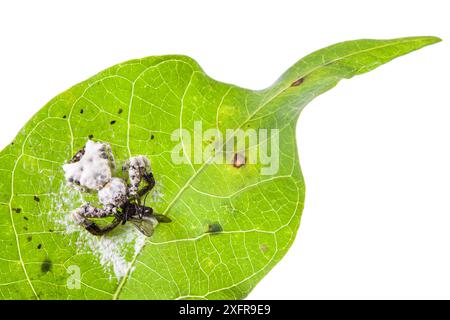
[290,77,305,87]
[232,152,246,168]
[260,244,269,253]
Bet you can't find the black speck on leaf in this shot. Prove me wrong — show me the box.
[62,115,67,119]
[118,108,123,114]
[41,259,52,273]
[110,120,116,125]
[27,236,32,242]
[33,195,40,202]
[37,244,42,250]
[208,222,223,234]
[88,134,94,139]
[13,208,21,213]
[151,134,155,140]
[80,109,84,114]
[23,216,28,221]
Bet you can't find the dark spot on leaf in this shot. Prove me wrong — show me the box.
[11,141,14,145]
[27,236,32,242]
[48,229,54,233]
[118,108,123,114]
[37,244,42,250]
[23,226,28,231]
[41,259,52,273]
[12,208,21,213]
[23,216,28,221]
[110,120,116,125]
[62,115,67,119]
[207,222,223,234]
[88,134,94,140]
[291,77,305,87]
[151,134,155,140]
[232,153,246,168]
[80,109,84,114]
[34,195,40,202]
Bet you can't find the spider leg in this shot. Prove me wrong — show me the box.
[125,156,153,199]
[138,172,156,198]
[84,218,121,236]
[71,203,118,236]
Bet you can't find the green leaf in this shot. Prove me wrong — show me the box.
[0,36,440,299]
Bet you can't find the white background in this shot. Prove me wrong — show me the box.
[1,0,449,299]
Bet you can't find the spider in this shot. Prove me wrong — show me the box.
[63,141,171,236]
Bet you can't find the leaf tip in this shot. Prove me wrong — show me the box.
[409,35,442,48]
[421,36,442,45]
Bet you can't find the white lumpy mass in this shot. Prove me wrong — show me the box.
[63,140,115,190]
[98,177,128,209]
[125,155,151,196]
[128,155,150,169]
